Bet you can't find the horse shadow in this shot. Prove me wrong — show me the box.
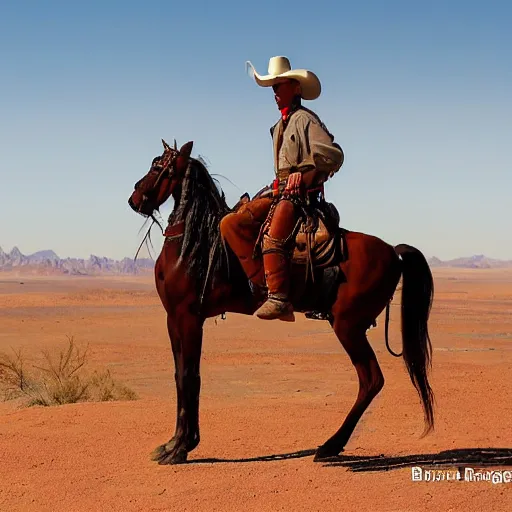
[186,449,317,464]
[186,448,512,471]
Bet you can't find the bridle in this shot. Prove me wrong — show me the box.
[153,139,178,188]
[136,139,179,212]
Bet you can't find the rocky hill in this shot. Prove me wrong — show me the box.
[427,254,512,269]
[1,245,511,275]
[0,246,154,275]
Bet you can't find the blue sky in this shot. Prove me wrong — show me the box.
[1,0,510,260]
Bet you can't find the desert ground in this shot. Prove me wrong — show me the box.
[0,268,511,511]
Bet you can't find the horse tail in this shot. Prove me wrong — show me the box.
[385,301,402,357]
[394,243,435,436]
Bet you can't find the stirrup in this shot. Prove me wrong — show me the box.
[304,311,333,322]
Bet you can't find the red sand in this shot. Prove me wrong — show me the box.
[0,269,511,511]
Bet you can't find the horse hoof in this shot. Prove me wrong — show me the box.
[151,438,176,461]
[159,448,188,465]
[314,445,344,462]
[151,443,188,465]
[151,444,166,461]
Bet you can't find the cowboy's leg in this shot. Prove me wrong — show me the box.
[219,197,273,285]
[255,198,299,321]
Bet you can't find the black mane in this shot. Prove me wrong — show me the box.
[169,157,233,301]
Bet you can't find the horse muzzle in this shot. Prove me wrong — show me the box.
[128,196,139,212]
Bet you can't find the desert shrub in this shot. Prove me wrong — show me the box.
[88,368,138,402]
[0,347,40,401]
[0,336,137,407]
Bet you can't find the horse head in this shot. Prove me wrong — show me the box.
[128,139,193,217]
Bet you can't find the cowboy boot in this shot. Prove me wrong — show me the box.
[254,234,295,321]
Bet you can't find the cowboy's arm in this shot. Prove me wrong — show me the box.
[298,119,344,188]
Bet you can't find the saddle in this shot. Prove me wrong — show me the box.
[291,201,343,273]
[234,189,345,277]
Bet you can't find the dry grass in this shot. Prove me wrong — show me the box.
[0,336,137,406]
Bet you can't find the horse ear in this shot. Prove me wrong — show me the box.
[176,141,194,173]
[179,141,193,159]
[162,139,171,151]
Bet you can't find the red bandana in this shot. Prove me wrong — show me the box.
[280,106,291,121]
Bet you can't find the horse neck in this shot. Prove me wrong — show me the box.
[168,185,186,225]
[168,175,227,274]
[163,172,251,310]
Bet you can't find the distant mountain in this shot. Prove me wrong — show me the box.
[2,245,511,275]
[0,246,154,275]
[427,254,512,269]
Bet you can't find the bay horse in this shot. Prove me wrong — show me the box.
[128,139,435,465]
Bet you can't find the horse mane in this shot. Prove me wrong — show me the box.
[170,156,233,302]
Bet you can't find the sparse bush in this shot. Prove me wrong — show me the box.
[0,347,40,401]
[0,336,137,407]
[88,369,138,402]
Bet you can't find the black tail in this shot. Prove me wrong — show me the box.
[394,243,435,436]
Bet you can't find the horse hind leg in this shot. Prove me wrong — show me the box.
[315,320,384,461]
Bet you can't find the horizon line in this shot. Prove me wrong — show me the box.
[1,244,511,264]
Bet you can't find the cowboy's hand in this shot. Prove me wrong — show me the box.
[284,172,302,196]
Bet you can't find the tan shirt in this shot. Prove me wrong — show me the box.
[271,107,344,187]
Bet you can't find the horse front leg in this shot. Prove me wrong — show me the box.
[151,312,203,465]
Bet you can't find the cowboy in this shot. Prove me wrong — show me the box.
[220,56,344,321]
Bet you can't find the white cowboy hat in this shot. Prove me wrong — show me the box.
[245,56,321,101]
